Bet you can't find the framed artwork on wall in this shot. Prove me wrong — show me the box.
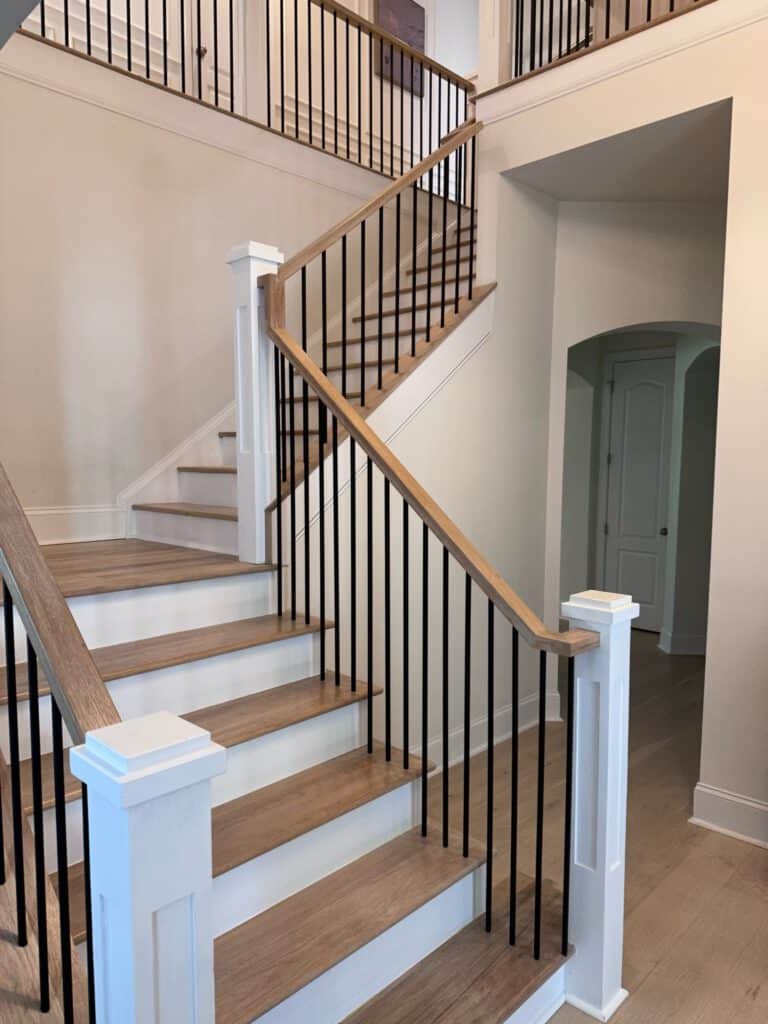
[374,0,426,96]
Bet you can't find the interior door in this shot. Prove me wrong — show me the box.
[603,355,674,631]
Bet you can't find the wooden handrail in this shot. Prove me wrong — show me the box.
[278,120,482,282]
[309,0,476,93]
[264,279,598,657]
[0,462,120,744]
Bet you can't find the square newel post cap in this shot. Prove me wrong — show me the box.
[70,711,226,809]
[561,590,640,627]
[225,241,285,270]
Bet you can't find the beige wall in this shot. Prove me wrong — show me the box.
[478,1,768,844]
[0,33,394,511]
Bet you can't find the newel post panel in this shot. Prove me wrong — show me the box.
[226,242,285,564]
[561,591,639,1022]
[70,712,226,1024]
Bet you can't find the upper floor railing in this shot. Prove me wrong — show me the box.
[20,0,475,195]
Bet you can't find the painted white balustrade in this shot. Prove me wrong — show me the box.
[70,711,226,1024]
[562,590,639,1022]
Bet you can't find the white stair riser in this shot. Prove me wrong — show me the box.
[132,509,238,555]
[178,471,238,507]
[0,630,320,763]
[252,866,485,1024]
[1,574,274,663]
[212,782,419,936]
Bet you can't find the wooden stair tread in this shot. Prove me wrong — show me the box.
[177,465,236,474]
[215,828,485,1024]
[429,239,476,257]
[409,255,473,275]
[58,678,383,945]
[212,742,424,876]
[342,880,567,1024]
[131,502,238,521]
[4,614,323,708]
[23,539,273,600]
[327,355,397,373]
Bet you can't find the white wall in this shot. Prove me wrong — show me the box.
[477,0,768,846]
[0,31,394,523]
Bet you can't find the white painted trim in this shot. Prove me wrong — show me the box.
[117,402,235,510]
[566,987,629,1023]
[691,782,768,849]
[658,628,706,656]
[476,0,768,124]
[503,963,567,1024]
[25,505,127,544]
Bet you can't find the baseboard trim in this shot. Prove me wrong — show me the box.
[565,987,629,1023]
[658,629,706,656]
[26,505,127,544]
[426,688,561,770]
[691,782,768,849]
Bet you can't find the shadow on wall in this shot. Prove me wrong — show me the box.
[560,323,720,655]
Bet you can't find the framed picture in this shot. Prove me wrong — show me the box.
[374,0,426,97]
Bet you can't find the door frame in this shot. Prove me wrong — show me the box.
[594,346,675,607]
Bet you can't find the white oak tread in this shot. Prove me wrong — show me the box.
[131,501,238,521]
[214,827,485,1024]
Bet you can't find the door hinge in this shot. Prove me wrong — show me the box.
[608,379,615,394]
[604,522,609,536]
[607,452,613,466]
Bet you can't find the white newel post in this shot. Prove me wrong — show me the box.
[226,242,285,564]
[561,590,639,1022]
[70,712,226,1024]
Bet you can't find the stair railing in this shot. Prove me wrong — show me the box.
[20,0,474,195]
[0,462,224,1022]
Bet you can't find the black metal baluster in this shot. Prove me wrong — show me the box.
[322,250,328,376]
[274,348,284,617]
[196,0,202,98]
[366,457,374,752]
[341,234,348,398]
[394,193,401,374]
[333,11,338,153]
[307,0,313,142]
[485,600,495,931]
[369,32,373,167]
[509,627,520,944]
[440,156,449,327]
[2,584,26,946]
[213,0,219,102]
[549,0,554,63]
[357,26,362,164]
[377,207,384,390]
[229,0,234,111]
[320,3,326,147]
[562,656,575,955]
[280,356,288,482]
[350,439,358,692]
[606,0,612,38]
[384,478,392,759]
[454,147,463,314]
[421,523,429,835]
[411,181,418,356]
[265,0,271,124]
[52,701,74,1022]
[27,643,50,1012]
[81,786,96,1023]
[85,0,92,54]
[468,136,477,301]
[462,574,471,858]
[389,43,394,177]
[530,0,536,71]
[280,0,286,132]
[410,54,415,170]
[179,0,185,92]
[64,0,70,47]
[533,649,547,960]
[441,547,449,847]
[145,0,151,79]
[332,415,341,685]
[294,0,299,136]
[585,0,591,49]
[162,0,168,85]
[40,1,46,42]
[345,17,351,159]
[319,403,327,679]
[126,0,132,71]
[301,268,310,624]
[567,0,573,52]
[402,499,409,769]
[577,0,582,50]
[379,36,384,172]
[400,49,405,175]
[419,61,425,166]
[360,221,367,405]
[289,361,297,619]
[646,0,652,23]
[539,0,544,67]
[559,0,564,56]
[426,166,434,340]
[625,0,631,32]
[436,71,442,158]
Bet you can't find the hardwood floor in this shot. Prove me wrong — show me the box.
[428,631,768,1024]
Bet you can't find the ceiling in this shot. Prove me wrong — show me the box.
[509,101,732,203]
